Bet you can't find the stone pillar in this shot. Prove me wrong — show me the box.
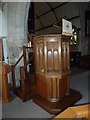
[6,2,30,64]
[2,2,30,86]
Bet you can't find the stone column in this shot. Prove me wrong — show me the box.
[6,2,30,64]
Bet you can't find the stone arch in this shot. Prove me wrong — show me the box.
[2,2,31,85]
[3,2,31,64]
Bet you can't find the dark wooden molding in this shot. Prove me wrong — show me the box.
[35,15,80,32]
[68,15,80,21]
[36,23,53,32]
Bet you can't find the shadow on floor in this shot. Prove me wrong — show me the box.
[71,66,89,76]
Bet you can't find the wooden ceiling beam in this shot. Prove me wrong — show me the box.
[35,2,68,19]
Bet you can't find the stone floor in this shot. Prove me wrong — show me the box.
[1,67,89,119]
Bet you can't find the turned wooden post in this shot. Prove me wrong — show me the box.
[11,65,16,93]
[20,67,25,101]
[23,46,27,75]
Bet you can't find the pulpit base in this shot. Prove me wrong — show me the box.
[33,89,82,114]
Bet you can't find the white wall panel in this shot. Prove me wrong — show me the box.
[0,9,2,37]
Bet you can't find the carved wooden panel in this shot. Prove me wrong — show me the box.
[46,41,60,73]
[47,78,60,102]
[62,41,70,72]
[36,74,48,99]
[33,34,70,102]
[35,41,44,73]
[59,75,70,98]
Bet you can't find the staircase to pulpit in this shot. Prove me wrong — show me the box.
[11,46,36,102]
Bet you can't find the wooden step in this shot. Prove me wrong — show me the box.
[16,73,36,102]
[16,86,36,102]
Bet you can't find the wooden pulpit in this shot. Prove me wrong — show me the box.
[33,34,82,114]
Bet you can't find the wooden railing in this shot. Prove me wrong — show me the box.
[11,53,24,92]
[20,67,25,100]
[53,104,90,119]
[11,46,33,93]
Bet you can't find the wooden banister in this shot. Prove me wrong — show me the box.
[14,54,24,67]
[11,46,33,93]
[25,54,34,67]
[25,46,33,49]
[23,46,27,75]
[23,46,34,75]
[11,53,24,93]
[20,67,25,100]
[12,46,33,70]
[11,65,16,93]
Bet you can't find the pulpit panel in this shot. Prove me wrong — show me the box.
[36,74,48,99]
[33,34,70,103]
[61,41,70,72]
[46,41,60,73]
[35,41,44,73]
[47,77,60,102]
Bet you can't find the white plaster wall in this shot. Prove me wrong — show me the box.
[0,4,9,64]
[0,2,30,64]
[0,9,2,37]
[0,3,8,37]
[6,2,30,86]
[2,3,9,63]
[1,2,30,86]
[2,3,7,37]
[6,2,30,64]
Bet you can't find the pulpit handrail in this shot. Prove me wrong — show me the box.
[11,46,33,93]
[14,54,24,67]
